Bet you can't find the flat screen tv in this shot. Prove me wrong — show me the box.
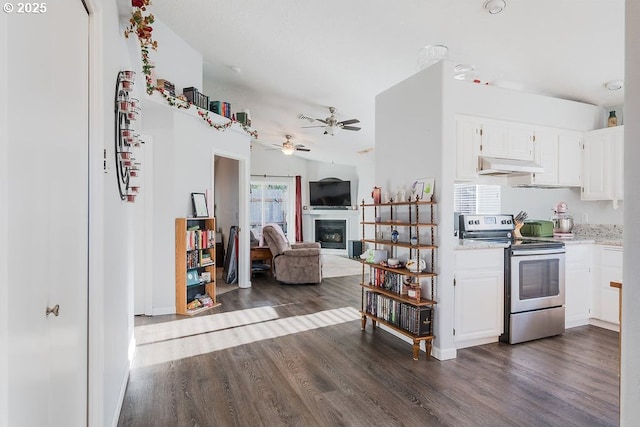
[309,180,351,207]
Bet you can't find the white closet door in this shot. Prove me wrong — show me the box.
[6,0,89,425]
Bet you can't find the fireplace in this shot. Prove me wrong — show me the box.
[315,219,347,249]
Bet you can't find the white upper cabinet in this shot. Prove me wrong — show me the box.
[556,130,583,186]
[480,118,534,161]
[513,128,582,187]
[530,128,559,186]
[582,126,623,201]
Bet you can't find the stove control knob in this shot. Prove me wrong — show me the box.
[474,220,480,225]
[501,220,506,224]
[467,220,473,225]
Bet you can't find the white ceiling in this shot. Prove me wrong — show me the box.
[148,0,625,166]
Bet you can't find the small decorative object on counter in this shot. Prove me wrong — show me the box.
[371,186,382,204]
[391,230,399,243]
[608,111,618,127]
[407,285,421,300]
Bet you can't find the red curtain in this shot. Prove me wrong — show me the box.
[295,175,303,242]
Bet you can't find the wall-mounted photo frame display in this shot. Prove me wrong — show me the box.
[191,192,209,217]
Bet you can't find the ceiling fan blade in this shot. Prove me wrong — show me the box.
[315,119,328,124]
[272,144,283,148]
[300,125,326,128]
[342,126,361,131]
[339,119,360,126]
[296,147,311,152]
[297,113,316,123]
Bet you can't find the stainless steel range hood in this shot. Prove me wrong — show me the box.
[478,156,544,176]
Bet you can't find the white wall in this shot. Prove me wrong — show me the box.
[142,99,251,311]
[622,1,640,423]
[151,19,203,95]
[501,186,624,225]
[376,61,454,359]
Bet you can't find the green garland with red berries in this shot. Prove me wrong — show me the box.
[124,0,258,138]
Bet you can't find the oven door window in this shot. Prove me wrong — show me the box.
[519,259,560,299]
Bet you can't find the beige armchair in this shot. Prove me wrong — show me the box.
[261,224,322,284]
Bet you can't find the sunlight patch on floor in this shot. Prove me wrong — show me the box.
[134,306,281,345]
[132,306,361,368]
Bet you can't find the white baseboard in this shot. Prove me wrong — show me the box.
[589,318,620,332]
[152,306,175,316]
[565,318,590,329]
[454,336,499,350]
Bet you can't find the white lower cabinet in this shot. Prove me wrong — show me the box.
[591,246,622,326]
[454,248,504,348]
[564,245,593,328]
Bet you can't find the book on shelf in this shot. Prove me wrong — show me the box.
[364,291,432,336]
[186,269,200,286]
[370,268,409,296]
[186,229,215,250]
[199,251,213,265]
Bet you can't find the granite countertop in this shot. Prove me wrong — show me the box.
[453,224,623,249]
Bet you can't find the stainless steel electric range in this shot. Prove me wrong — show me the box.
[459,214,566,344]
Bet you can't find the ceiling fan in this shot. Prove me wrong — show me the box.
[271,135,310,155]
[298,107,361,135]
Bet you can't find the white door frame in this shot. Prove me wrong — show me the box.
[85,0,106,425]
[211,148,252,288]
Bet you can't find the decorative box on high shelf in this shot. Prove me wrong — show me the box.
[175,217,220,315]
[359,198,437,360]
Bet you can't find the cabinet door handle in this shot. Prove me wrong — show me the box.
[46,304,60,317]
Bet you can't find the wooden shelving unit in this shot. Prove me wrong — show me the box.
[360,199,437,360]
[175,217,221,315]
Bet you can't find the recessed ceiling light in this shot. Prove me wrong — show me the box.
[605,80,624,91]
[483,0,506,14]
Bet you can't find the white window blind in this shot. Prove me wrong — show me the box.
[454,184,501,214]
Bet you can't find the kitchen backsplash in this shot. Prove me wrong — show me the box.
[573,223,623,239]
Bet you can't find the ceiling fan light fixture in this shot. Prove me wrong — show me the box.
[605,79,624,91]
[281,136,295,155]
[483,0,506,14]
[282,147,294,155]
[324,125,337,136]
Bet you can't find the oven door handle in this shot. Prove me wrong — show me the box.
[511,249,565,257]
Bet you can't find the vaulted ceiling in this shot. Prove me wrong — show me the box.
[147,0,625,166]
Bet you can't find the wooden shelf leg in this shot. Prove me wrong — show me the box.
[372,319,377,329]
[425,339,432,359]
[412,340,420,361]
[361,315,367,331]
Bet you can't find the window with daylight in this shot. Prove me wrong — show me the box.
[453,184,501,214]
[249,181,293,242]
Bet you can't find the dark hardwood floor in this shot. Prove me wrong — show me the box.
[118,274,619,427]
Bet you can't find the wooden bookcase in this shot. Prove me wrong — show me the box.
[360,199,437,360]
[175,217,220,315]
